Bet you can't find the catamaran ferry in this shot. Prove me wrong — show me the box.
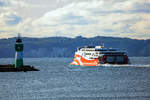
[71,43,129,66]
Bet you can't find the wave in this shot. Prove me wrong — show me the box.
[69,63,150,68]
[98,64,150,68]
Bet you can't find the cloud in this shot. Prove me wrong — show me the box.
[132,2,150,13]
[0,0,150,39]
[33,0,150,38]
[0,12,23,39]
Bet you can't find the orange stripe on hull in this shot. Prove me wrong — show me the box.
[71,54,99,66]
[71,59,80,65]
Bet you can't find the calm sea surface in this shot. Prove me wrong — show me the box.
[0,57,150,100]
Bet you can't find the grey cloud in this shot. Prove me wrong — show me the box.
[130,2,150,13]
[93,9,150,15]
[93,10,126,15]
[134,2,150,12]
[92,2,150,15]
[121,18,143,24]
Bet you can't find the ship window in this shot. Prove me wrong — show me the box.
[95,49,107,51]
[85,53,91,55]
[85,50,94,51]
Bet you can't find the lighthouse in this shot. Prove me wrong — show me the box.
[14,33,24,68]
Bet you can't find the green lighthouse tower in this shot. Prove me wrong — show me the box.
[15,33,24,68]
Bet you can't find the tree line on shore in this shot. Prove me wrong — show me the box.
[0,36,150,58]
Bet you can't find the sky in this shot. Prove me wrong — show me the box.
[0,0,150,39]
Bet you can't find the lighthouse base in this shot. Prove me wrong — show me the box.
[0,64,39,72]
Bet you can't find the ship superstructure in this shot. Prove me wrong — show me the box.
[71,44,129,66]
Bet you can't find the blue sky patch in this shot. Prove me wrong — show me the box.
[4,15,22,26]
[0,1,5,7]
[0,30,6,33]
[63,13,89,25]
[103,29,114,33]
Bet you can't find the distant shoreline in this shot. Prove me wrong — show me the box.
[0,36,150,57]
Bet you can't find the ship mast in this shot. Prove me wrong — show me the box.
[100,42,104,48]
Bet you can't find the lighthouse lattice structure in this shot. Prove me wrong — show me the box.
[15,33,24,68]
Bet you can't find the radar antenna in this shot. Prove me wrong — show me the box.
[100,42,104,48]
[18,33,21,39]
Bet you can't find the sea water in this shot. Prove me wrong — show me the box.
[0,57,150,100]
